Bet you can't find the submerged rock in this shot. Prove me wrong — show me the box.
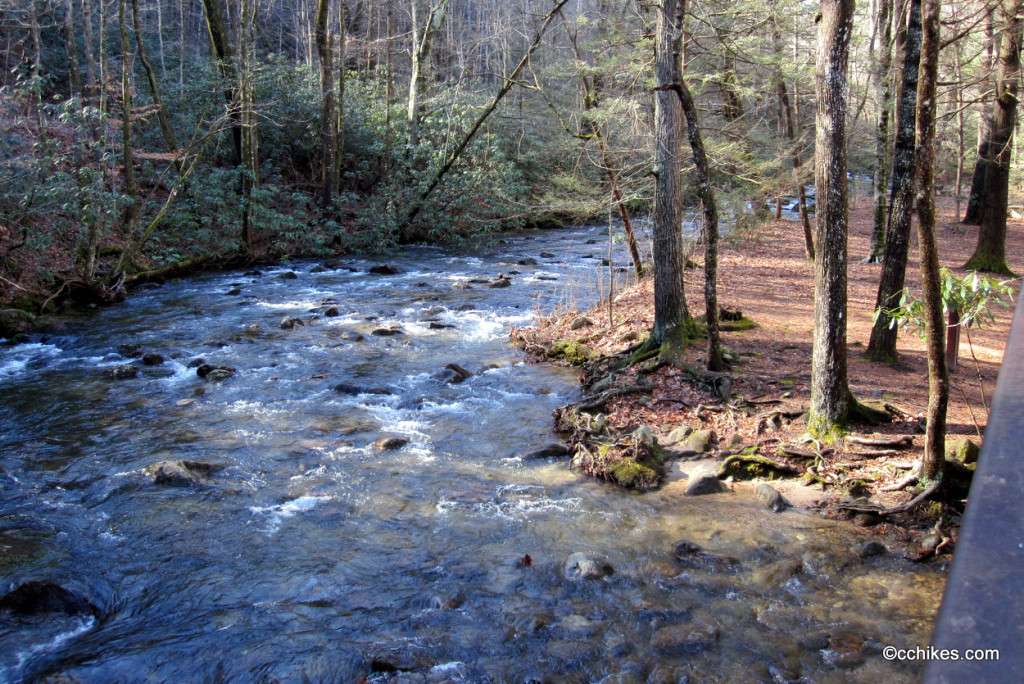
[369,264,403,275]
[522,444,571,459]
[141,353,165,366]
[281,316,305,330]
[373,437,409,451]
[650,622,719,652]
[0,580,98,617]
[144,460,224,486]
[672,540,740,571]
[853,541,887,558]
[278,271,298,280]
[104,364,139,380]
[562,552,614,581]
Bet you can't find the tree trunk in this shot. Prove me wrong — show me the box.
[966,0,1021,276]
[809,0,855,436]
[239,0,259,255]
[316,0,337,209]
[131,0,182,173]
[65,0,82,99]
[865,0,922,363]
[963,10,996,225]
[118,0,138,234]
[407,0,451,150]
[650,0,693,350]
[200,0,242,165]
[335,8,346,199]
[81,0,98,106]
[914,0,947,481]
[866,0,893,263]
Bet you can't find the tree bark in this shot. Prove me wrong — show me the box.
[914,0,947,481]
[866,0,893,263]
[865,0,922,363]
[316,0,337,208]
[81,0,98,106]
[963,9,996,225]
[407,0,451,150]
[131,0,182,173]
[966,0,1021,276]
[649,0,693,350]
[200,0,242,165]
[65,0,82,99]
[809,0,855,435]
[118,0,138,235]
[335,8,346,199]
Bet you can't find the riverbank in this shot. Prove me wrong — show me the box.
[514,195,1021,556]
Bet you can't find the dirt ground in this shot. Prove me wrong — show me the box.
[517,195,1021,546]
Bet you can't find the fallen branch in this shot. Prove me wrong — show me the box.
[846,435,914,449]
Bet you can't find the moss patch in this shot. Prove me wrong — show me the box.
[548,341,596,365]
[572,436,666,491]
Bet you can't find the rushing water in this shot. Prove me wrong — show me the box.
[0,225,943,683]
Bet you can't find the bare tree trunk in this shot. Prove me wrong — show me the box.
[118,0,138,235]
[131,0,182,173]
[809,0,855,436]
[407,0,451,150]
[866,0,893,263]
[81,0,98,105]
[966,0,1022,276]
[914,0,947,481]
[65,0,82,99]
[866,0,922,363]
[777,67,814,261]
[649,0,693,351]
[200,0,242,164]
[964,9,996,225]
[239,0,259,255]
[335,4,346,198]
[316,0,337,209]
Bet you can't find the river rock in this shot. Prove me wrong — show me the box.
[279,271,298,280]
[650,622,720,653]
[756,484,790,513]
[144,460,222,486]
[373,437,409,450]
[368,643,434,673]
[752,558,802,586]
[309,265,325,273]
[339,331,364,341]
[945,437,980,465]
[104,364,139,380]
[334,383,391,396]
[323,306,339,317]
[684,429,717,454]
[323,259,342,269]
[661,425,693,446]
[196,363,236,381]
[853,541,887,558]
[446,363,473,381]
[371,327,404,336]
[451,282,472,290]
[488,276,512,288]
[570,316,594,330]
[0,580,98,617]
[562,552,614,581]
[540,252,556,258]
[517,257,538,266]
[684,472,725,496]
[428,321,454,329]
[672,540,740,571]
[281,316,305,330]
[822,631,867,669]
[142,353,164,366]
[522,444,571,459]
[369,264,403,275]
[226,287,242,296]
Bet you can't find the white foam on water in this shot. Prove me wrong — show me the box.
[157,360,195,384]
[402,445,437,463]
[436,485,583,521]
[0,343,63,380]
[5,615,96,675]
[249,494,333,534]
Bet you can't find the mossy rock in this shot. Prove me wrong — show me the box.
[572,437,666,491]
[717,450,801,481]
[1,308,38,338]
[945,437,980,465]
[548,341,596,365]
[524,213,566,230]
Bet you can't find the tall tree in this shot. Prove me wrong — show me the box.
[865,0,922,363]
[407,0,451,150]
[118,0,138,236]
[865,0,893,263]
[963,7,996,225]
[200,0,242,164]
[316,0,339,208]
[647,0,695,357]
[965,0,1021,276]
[914,0,947,481]
[809,0,856,435]
[131,0,182,174]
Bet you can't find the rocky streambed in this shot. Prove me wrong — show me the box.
[1,225,943,682]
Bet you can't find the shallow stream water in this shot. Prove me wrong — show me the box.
[0,225,943,682]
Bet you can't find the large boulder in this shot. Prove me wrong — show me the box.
[0,580,98,617]
[945,437,980,465]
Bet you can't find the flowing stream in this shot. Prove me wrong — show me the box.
[0,225,942,682]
